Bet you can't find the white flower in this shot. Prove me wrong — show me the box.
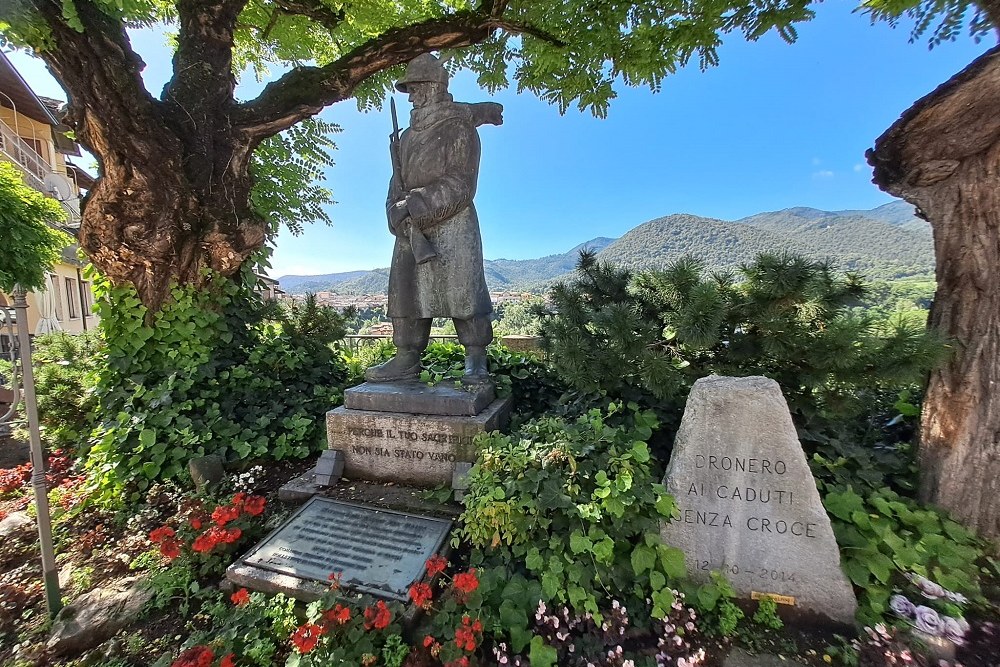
[890,594,917,619]
[913,575,946,600]
[942,616,969,645]
[945,591,969,605]
[913,606,944,636]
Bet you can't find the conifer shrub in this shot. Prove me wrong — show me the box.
[18,330,103,452]
[539,250,945,469]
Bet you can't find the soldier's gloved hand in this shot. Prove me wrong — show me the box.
[387,200,409,235]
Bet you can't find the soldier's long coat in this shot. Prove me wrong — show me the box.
[386,101,492,320]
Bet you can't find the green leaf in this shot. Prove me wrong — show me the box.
[529,636,558,667]
[139,428,156,450]
[631,545,656,575]
[525,548,544,571]
[592,537,615,564]
[697,583,720,610]
[824,488,865,521]
[659,545,686,579]
[631,440,650,462]
[569,531,593,554]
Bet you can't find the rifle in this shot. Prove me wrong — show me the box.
[390,98,437,264]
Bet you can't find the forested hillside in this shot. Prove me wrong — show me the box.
[278,202,932,294]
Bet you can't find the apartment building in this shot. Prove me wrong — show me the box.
[0,51,98,334]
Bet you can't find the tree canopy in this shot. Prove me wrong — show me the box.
[0,162,71,293]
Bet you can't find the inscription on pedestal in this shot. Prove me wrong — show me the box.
[660,376,857,625]
[240,497,451,601]
[328,397,511,487]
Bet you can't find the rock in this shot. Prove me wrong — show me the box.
[0,511,32,536]
[47,576,152,656]
[188,455,225,489]
[660,375,857,626]
[500,335,544,353]
[278,470,321,504]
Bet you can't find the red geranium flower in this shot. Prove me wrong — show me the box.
[221,527,242,544]
[452,569,479,595]
[159,538,181,560]
[425,554,448,577]
[423,635,435,648]
[149,526,175,544]
[212,505,241,526]
[220,654,236,667]
[231,588,250,606]
[323,603,351,625]
[454,615,481,652]
[192,532,217,553]
[290,623,325,654]
[170,645,214,667]
[408,582,433,608]
[190,516,203,530]
[232,492,247,509]
[363,600,392,630]
[243,495,266,516]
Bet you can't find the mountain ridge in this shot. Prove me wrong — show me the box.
[277,201,932,295]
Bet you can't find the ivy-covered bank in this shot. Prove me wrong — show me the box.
[87,275,350,501]
[0,252,998,667]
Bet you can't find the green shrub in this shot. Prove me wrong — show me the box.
[89,279,349,500]
[459,403,685,631]
[17,330,103,452]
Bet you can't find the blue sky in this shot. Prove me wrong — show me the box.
[6,4,989,277]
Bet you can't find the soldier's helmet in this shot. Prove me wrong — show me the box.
[395,53,449,92]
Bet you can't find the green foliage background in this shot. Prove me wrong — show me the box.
[87,279,349,500]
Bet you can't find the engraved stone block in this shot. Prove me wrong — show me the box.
[327,397,510,487]
[660,375,857,625]
[228,497,452,602]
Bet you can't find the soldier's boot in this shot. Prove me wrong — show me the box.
[461,346,490,385]
[364,348,421,383]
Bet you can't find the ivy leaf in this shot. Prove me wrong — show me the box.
[592,537,615,564]
[658,545,686,579]
[525,548,544,571]
[824,488,865,521]
[569,531,593,554]
[631,545,656,575]
[529,636,558,667]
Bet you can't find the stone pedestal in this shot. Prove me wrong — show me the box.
[328,388,510,487]
[345,381,495,416]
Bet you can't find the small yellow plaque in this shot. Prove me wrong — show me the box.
[751,591,796,606]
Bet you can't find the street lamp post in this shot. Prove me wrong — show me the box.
[12,286,61,616]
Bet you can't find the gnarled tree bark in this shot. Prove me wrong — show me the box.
[868,45,1000,541]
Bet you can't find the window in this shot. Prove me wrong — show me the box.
[80,281,92,316]
[65,277,79,319]
[50,274,64,321]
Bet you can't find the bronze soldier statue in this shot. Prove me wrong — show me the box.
[365,54,502,385]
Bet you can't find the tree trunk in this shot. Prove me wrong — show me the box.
[868,45,1000,541]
